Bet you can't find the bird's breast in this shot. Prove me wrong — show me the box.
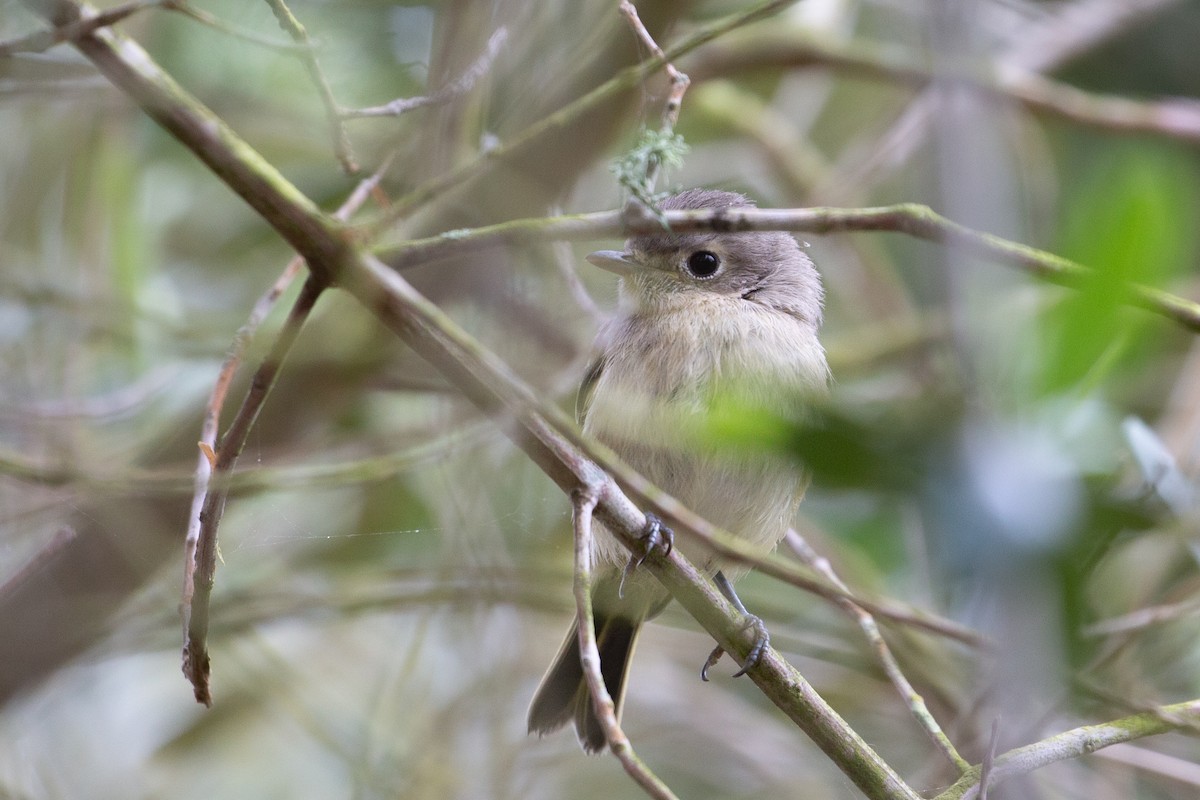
[583,297,827,571]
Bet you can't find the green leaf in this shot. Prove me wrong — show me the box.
[1043,144,1200,393]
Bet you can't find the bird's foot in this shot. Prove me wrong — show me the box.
[701,613,769,681]
[618,512,674,598]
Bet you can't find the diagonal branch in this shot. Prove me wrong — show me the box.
[786,530,971,774]
[935,700,1200,800]
[0,0,157,55]
[341,27,508,119]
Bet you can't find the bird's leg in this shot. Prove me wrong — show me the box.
[701,571,769,681]
[618,512,674,599]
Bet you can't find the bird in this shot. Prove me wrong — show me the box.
[527,188,830,753]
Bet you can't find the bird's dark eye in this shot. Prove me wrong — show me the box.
[685,250,721,278]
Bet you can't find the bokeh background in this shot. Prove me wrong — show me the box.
[2,0,1199,798]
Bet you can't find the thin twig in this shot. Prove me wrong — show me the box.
[0,0,158,56]
[12,365,176,420]
[181,161,390,703]
[617,1,691,198]
[785,530,971,774]
[551,236,608,325]
[182,275,324,704]
[263,0,357,173]
[1074,676,1200,737]
[619,1,690,131]
[1092,742,1200,787]
[0,527,78,601]
[341,27,508,119]
[572,486,680,800]
[164,0,312,53]
[1083,596,1200,637]
[0,421,491,495]
[977,718,1000,800]
[1003,0,1180,74]
[180,258,302,643]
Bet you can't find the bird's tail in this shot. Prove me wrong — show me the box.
[526,610,642,754]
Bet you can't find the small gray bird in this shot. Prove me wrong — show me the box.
[527,188,829,753]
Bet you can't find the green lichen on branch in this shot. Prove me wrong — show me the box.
[610,127,689,210]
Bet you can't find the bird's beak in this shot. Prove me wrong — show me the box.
[586,250,642,277]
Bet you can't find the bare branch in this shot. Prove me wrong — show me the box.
[165,0,312,53]
[619,0,690,134]
[694,35,1200,148]
[1083,597,1200,637]
[977,719,1000,800]
[785,530,971,774]
[378,204,1200,335]
[1004,0,1180,74]
[341,27,508,119]
[572,485,679,799]
[0,0,158,56]
[182,276,324,704]
[181,161,390,704]
[262,0,357,173]
[936,700,1200,800]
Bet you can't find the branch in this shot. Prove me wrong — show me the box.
[1083,597,1200,637]
[166,1,313,54]
[785,530,970,774]
[0,0,157,56]
[572,486,679,799]
[262,0,357,173]
[0,422,492,495]
[618,0,690,197]
[0,0,308,57]
[341,27,508,119]
[182,276,324,704]
[181,256,304,688]
[935,700,1200,800]
[181,160,389,704]
[619,1,689,132]
[692,34,1200,148]
[378,204,1200,335]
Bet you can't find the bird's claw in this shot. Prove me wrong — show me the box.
[618,513,674,598]
[700,645,724,682]
[700,614,769,681]
[731,614,769,677]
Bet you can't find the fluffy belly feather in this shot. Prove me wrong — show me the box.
[583,298,825,573]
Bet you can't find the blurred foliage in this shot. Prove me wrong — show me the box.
[2,1,1200,799]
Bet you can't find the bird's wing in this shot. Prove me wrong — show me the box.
[576,354,606,425]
